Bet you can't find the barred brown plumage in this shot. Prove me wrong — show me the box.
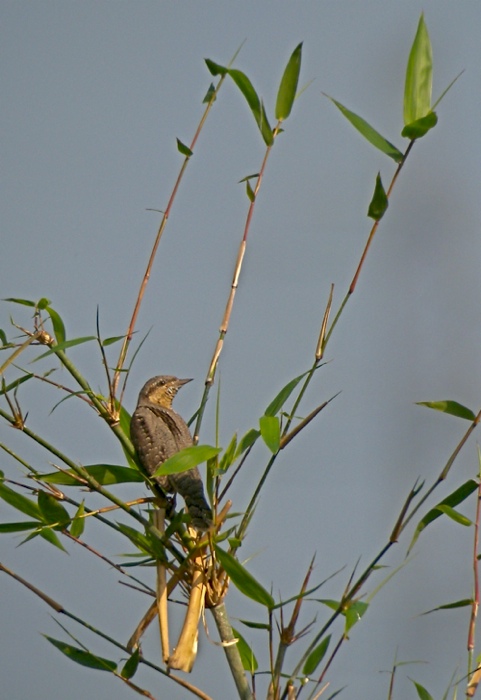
[130,375,212,530]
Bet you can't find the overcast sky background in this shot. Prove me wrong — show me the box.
[2,2,481,699]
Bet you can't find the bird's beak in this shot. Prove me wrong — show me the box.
[178,378,193,386]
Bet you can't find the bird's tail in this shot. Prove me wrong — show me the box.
[171,468,212,531]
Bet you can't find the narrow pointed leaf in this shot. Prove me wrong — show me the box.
[325,96,403,163]
[154,444,221,477]
[265,370,313,417]
[176,138,193,157]
[259,415,280,453]
[46,306,66,344]
[245,180,256,202]
[434,504,472,527]
[0,521,41,533]
[3,297,37,307]
[408,479,478,553]
[202,83,216,104]
[20,526,67,551]
[411,680,434,700]
[402,111,437,139]
[404,14,433,125]
[101,335,125,347]
[70,501,85,538]
[303,635,331,676]
[275,43,302,120]
[422,598,472,615]
[367,172,389,221]
[205,58,227,76]
[33,336,97,361]
[227,68,273,145]
[214,545,275,608]
[0,482,43,520]
[38,491,70,528]
[344,600,368,633]
[218,434,238,474]
[121,648,140,679]
[117,522,165,559]
[0,373,34,394]
[44,636,117,672]
[234,428,260,459]
[231,627,258,672]
[238,619,270,630]
[416,400,475,422]
[39,464,143,486]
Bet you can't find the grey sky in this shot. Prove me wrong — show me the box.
[2,2,481,699]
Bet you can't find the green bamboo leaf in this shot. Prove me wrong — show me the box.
[121,648,140,679]
[40,527,66,550]
[275,42,302,121]
[246,180,256,202]
[0,482,43,520]
[3,297,36,307]
[0,328,8,345]
[37,297,50,310]
[408,479,478,553]
[302,635,331,676]
[205,58,227,76]
[238,173,260,184]
[218,434,238,474]
[404,14,433,125]
[44,636,117,672]
[214,545,275,609]
[422,598,473,615]
[259,415,280,454]
[33,336,97,361]
[20,525,67,551]
[238,619,270,630]
[46,305,66,344]
[265,371,311,417]
[176,138,193,157]
[39,465,143,486]
[154,444,221,478]
[116,522,165,560]
[0,521,41,533]
[202,83,216,104]
[411,680,434,700]
[70,501,85,538]
[344,600,368,633]
[367,172,389,221]
[325,96,403,163]
[38,491,70,528]
[319,598,339,612]
[231,627,258,673]
[227,68,273,146]
[0,373,34,395]
[101,335,125,347]
[401,111,437,139]
[234,428,260,459]
[434,504,472,527]
[416,400,475,422]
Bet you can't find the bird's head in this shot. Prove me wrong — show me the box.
[137,375,193,408]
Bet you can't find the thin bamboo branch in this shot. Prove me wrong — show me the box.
[211,602,253,700]
[0,561,212,700]
[193,122,282,442]
[112,71,229,400]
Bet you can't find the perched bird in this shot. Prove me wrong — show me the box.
[130,375,212,530]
